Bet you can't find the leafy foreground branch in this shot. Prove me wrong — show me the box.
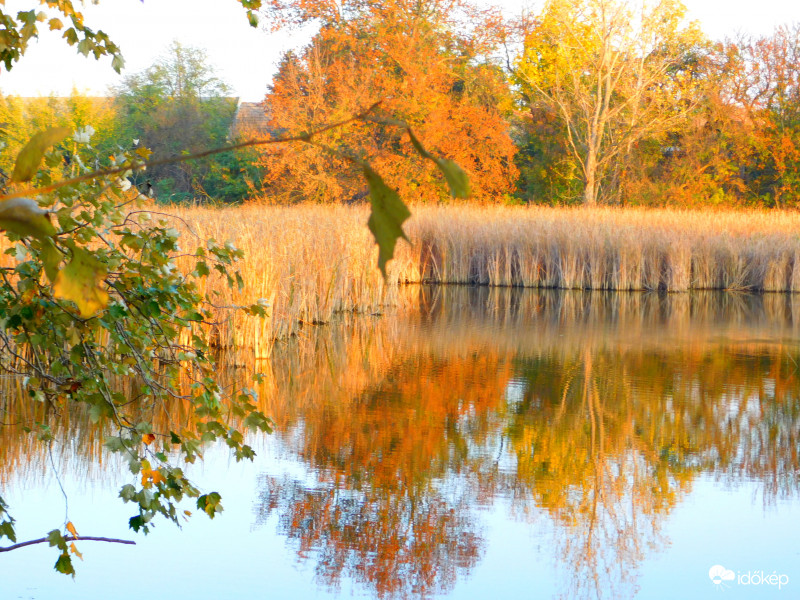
[0,106,469,575]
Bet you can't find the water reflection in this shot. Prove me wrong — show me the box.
[4,288,800,599]
[256,288,800,599]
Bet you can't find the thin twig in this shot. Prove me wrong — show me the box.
[47,440,70,527]
[0,536,136,552]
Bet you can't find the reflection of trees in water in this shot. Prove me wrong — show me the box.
[255,353,510,598]
[507,343,800,598]
[257,476,482,598]
[256,291,800,599]
[5,288,800,598]
[508,349,685,600]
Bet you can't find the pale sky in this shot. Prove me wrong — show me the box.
[1,0,799,101]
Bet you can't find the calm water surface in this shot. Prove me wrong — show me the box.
[2,288,800,599]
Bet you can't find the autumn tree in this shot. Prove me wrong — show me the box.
[622,25,800,207]
[515,0,705,205]
[257,0,518,203]
[705,26,800,207]
[0,89,118,179]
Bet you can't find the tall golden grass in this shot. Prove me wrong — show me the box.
[4,203,800,351]
[166,204,800,349]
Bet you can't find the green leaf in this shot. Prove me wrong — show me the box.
[406,129,471,198]
[53,246,110,318]
[54,552,75,577]
[363,165,411,278]
[63,27,79,45]
[0,198,56,239]
[247,10,259,27]
[11,127,71,182]
[0,520,16,543]
[128,515,144,532]
[47,529,66,550]
[119,484,137,502]
[197,492,223,518]
[111,54,124,73]
[40,237,62,281]
[434,158,471,199]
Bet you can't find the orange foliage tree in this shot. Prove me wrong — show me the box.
[256,0,518,203]
[618,25,800,207]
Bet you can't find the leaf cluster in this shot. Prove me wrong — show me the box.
[0,0,124,72]
[0,128,271,574]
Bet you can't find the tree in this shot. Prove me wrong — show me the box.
[257,0,518,203]
[515,0,705,205]
[622,25,800,207]
[715,26,800,206]
[0,90,119,178]
[114,41,244,202]
[0,0,123,73]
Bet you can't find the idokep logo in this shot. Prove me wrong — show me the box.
[709,564,790,591]
[709,565,736,587]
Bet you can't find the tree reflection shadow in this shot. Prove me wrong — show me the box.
[254,289,800,599]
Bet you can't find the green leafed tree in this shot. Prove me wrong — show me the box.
[113,41,256,202]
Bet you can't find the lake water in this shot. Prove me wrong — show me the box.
[2,287,800,599]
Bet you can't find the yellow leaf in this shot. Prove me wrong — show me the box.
[53,246,109,318]
[0,197,56,239]
[65,521,79,539]
[69,542,83,561]
[11,127,71,182]
[140,467,152,487]
[142,433,155,446]
[151,470,165,485]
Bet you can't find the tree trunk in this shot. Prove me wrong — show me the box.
[583,150,598,205]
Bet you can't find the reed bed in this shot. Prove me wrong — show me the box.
[164,204,800,349]
[5,203,800,352]
[393,205,800,292]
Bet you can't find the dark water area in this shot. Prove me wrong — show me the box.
[2,288,800,599]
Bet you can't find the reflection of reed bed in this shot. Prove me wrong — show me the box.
[260,288,800,429]
[0,362,272,485]
[407,287,800,356]
[262,313,409,430]
[4,287,800,494]
[0,374,118,486]
[262,290,800,499]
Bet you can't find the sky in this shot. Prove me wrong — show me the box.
[1,0,800,102]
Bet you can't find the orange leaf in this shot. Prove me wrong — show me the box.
[69,542,84,560]
[66,521,79,539]
[142,433,156,445]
